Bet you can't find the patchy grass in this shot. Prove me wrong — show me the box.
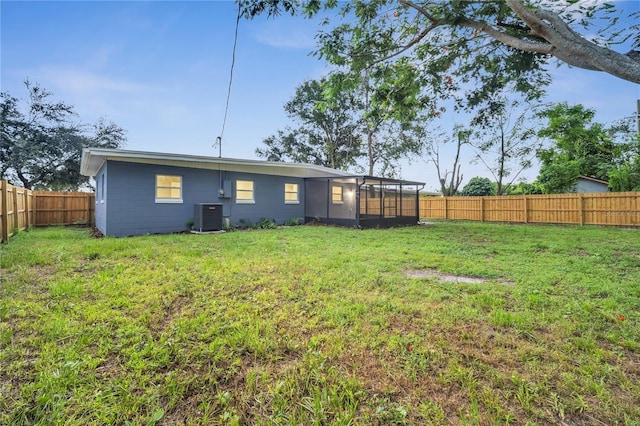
[1,222,639,425]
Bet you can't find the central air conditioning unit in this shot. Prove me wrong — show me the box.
[194,203,223,232]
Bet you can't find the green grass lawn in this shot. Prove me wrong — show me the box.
[1,222,639,425]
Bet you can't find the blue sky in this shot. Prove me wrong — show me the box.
[1,0,639,192]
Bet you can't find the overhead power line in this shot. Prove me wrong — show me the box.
[217,1,241,157]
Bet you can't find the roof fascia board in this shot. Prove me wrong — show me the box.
[80,148,352,178]
[577,175,609,184]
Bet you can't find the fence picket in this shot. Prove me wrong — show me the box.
[0,180,95,243]
[420,192,640,227]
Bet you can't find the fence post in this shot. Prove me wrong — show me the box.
[63,193,68,225]
[480,197,485,222]
[24,190,30,227]
[444,197,448,219]
[579,194,584,226]
[523,196,528,223]
[12,187,19,231]
[1,181,8,243]
[87,193,92,226]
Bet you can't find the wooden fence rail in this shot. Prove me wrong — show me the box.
[1,180,94,243]
[420,192,640,227]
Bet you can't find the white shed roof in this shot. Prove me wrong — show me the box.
[80,148,354,179]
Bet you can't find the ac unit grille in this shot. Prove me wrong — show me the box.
[194,203,223,232]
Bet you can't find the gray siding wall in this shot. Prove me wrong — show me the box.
[305,180,329,218]
[103,161,305,237]
[224,171,305,227]
[575,179,609,193]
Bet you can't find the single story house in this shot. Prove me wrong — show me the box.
[575,176,609,193]
[80,148,424,237]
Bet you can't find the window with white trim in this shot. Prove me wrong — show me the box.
[100,174,105,203]
[236,180,255,204]
[155,175,183,203]
[331,185,343,204]
[284,183,299,204]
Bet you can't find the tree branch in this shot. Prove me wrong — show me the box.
[505,0,640,83]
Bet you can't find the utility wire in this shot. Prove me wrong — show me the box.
[218,1,241,155]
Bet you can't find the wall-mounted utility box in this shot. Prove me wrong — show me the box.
[194,203,223,232]
[218,180,231,199]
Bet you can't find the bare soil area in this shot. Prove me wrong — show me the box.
[405,268,516,286]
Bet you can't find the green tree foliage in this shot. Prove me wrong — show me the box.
[256,78,362,170]
[346,68,427,176]
[508,181,544,195]
[1,80,126,190]
[461,177,496,196]
[607,117,640,192]
[257,75,427,176]
[241,0,640,128]
[608,158,640,192]
[536,103,624,194]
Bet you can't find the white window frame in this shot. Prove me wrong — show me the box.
[284,183,299,204]
[236,180,255,204]
[331,185,344,204]
[155,174,183,204]
[100,174,105,204]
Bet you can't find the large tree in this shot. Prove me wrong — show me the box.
[256,78,362,170]
[257,73,427,176]
[0,80,126,190]
[422,125,471,196]
[335,63,428,176]
[607,116,640,192]
[535,102,624,193]
[242,1,638,128]
[471,100,540,195]
[239,0,640,83]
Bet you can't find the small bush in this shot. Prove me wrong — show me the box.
[254,218,277,229]
[284,217,304,226]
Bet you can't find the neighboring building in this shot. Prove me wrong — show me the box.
[575,176,609,193]
[80,148,424,237]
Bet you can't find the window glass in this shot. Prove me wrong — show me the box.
[156,175,182,203]
[285,183,299,203]
[332,185,343,204]
[236,180,254,203]
[100,174,105,202]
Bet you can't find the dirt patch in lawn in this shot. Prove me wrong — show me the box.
[405,269,515,286]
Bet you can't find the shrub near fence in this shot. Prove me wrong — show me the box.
[420,192,640,227]
[1,180,95,243]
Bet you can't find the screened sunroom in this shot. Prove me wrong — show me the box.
[304,176,425,228]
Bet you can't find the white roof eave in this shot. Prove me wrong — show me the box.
[80,148,352,179]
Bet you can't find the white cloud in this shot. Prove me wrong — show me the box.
[252,26,317,49]
[40,67,156,95]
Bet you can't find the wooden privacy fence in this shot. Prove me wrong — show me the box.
[34,191,95,228]
[420,192,640,227]
[1,180,95,243]
[0,180,35,243]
